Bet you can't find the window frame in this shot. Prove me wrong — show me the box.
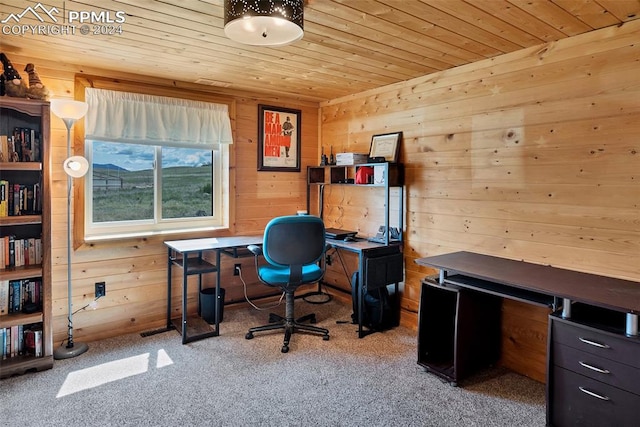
[73,76,236,244]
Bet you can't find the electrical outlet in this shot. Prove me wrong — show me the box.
[234,264,241,276]
[95,282,106,298]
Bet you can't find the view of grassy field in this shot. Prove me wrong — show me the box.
[92,165,213,222]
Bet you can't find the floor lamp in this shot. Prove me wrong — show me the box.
[51,99,90,360]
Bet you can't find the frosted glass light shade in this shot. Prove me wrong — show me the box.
[51,99,88,120]
[224,0,304,46]
[63,156,89,178]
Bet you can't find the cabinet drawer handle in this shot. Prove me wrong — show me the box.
[578,337,610,349]
[578,361,610,374]
[578,386,610,401]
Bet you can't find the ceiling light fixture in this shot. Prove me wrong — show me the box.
[224,0,304,47]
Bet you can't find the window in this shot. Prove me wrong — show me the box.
[83,88,233,240]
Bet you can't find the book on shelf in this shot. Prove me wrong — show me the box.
[0,280,8,315]
[4,327,10,358]
[0,179,7,216]
[9,280,21,313]
[8,235,15,267]
[10,325,19,357]
[0,135,8,162]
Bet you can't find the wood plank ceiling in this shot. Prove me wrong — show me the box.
[1,0,639,102]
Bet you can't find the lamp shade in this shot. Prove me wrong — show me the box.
[51,99,88,120]
[224,0,304,46]
[63,155,89,178]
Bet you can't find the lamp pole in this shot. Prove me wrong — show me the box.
[51,100,89,359]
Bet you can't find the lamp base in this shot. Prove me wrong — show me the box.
[53,341,89,360]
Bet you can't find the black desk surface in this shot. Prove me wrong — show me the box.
[416,251,640,314]
[327,237,401,253]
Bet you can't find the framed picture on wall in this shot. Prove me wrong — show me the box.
[257,104,301,172]
[369,131,402,163]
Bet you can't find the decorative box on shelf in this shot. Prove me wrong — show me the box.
[335,152,368,165]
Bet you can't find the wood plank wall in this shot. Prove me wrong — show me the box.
[319,21,640,382]
[6,54,319,344]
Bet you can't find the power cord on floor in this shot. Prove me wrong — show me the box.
[238,266,285,311]
[58,295,103,347]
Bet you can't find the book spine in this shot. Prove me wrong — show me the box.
[8,235,15,268]
[34,329,42,357]
[3,236,9,267]
[0,179,6,217]
[35,237,42,265]
[17,324,24,355]
[4,327,9,358]
[0,135,7,162]
[12,183,19,215]
[24,329,35,355]
[10,280,21,313]
[12,127,22,162]
[14,239,23,267]
[28,238,35,266]
[10,325,18,357]
[1,328,5,359]
[0,280,8,315]
[8,183,14,216]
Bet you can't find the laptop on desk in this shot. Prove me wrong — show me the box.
[325,228,357,240]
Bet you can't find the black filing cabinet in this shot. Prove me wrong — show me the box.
[547,304,640,426]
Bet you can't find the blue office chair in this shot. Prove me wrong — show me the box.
[245,215,330,353]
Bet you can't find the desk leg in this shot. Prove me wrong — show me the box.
[181,255,188,344]
[358,254,365,338]
[167,248,173,329]
[215,249,221,336]
[197,251,203,317]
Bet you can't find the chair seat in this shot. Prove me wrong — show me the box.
[258,264,323,286]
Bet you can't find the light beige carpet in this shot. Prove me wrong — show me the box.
[0,299,546,426]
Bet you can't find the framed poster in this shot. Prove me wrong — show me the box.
[258,104,301,172]
[369,131,402,163]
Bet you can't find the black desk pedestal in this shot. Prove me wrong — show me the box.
[418,278,501,385]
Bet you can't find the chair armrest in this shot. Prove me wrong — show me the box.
[247,244,262,256]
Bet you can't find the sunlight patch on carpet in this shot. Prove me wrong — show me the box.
[156,349,173,368]
[56,353,150,397]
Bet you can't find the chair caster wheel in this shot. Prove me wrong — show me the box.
[281,345,289,353]
[323,335,330,341]
[245,332,254,340]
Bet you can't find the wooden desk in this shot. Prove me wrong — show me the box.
[416,251,640,316]
[165,236,262,344]
[329,238,403,338]
[416,251,640,426]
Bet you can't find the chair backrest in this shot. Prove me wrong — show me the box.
[262,215,326,270]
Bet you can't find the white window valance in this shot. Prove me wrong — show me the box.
[84,88,233,149]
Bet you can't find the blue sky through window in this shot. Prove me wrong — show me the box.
[92,141,211,171]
